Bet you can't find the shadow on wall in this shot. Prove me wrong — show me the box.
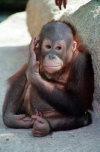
[0,0,28,22]
[0,0,28,11]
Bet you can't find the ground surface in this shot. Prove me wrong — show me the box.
[0,12,100,152]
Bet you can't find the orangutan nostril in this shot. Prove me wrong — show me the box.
[48,54,56,60]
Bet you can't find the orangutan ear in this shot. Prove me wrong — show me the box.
[72,41,77,53]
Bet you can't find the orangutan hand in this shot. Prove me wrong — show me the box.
[55,0,67,10]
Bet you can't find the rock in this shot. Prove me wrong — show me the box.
[0,12,31,46]
[26,0,66,37]
[26,0,91,37]
[26,0,100,105]
[61,0,100,104]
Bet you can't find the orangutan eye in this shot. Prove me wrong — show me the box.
[56,46,62,50]
[45,45,51,49]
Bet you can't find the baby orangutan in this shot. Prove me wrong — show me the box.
[3,21,94,137]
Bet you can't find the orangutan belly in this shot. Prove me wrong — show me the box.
[23,83,55,116]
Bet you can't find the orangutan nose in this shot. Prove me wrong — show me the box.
[48,54,56,60]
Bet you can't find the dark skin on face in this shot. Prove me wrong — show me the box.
[2,21,94,137]
[55,0,67,10]
[39,22,75,74]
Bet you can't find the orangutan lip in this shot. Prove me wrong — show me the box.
[44,65,61,68]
